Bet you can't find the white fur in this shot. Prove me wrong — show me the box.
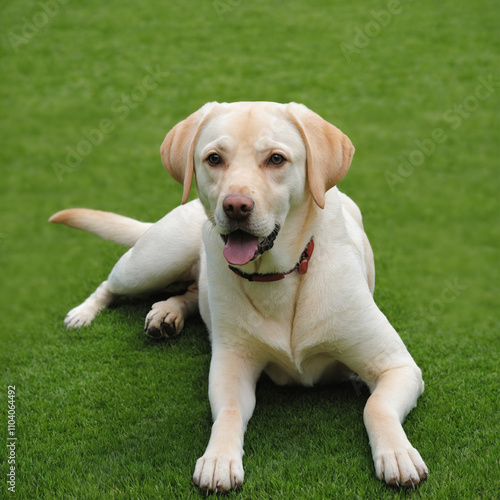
[52,102,427,491]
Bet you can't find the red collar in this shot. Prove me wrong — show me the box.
[228,238,314,282]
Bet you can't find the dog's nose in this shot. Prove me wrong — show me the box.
[223,195,254,220]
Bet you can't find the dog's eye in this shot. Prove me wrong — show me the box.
[268,154,286,166]
[206,153,222,166]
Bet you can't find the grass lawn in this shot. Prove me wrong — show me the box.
[1,0,499,498]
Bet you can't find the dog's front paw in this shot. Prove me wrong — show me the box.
[64,303,98,329]
[374,445,428,488]
[144,300,184,338]
[192,454,244,492]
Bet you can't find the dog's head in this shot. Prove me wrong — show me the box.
[161,102,354,266]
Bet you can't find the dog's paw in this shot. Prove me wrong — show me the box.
[64,303,98,329]
[374,445,428,488]
[144,300,184,338]
[193,454,244,492]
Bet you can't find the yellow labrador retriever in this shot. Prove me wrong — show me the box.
[50,102,427,491]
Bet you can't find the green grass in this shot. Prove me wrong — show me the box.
[1,0,499,498]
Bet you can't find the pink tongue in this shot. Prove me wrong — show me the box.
[223,230,260,265]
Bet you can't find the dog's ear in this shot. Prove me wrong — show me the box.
[161,102,218,204]
[287,103,354,209]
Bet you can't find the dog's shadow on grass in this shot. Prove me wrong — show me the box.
[251,373,371,440]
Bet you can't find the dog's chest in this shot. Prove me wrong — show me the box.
[201,225,362,385]
[232,277,347,385]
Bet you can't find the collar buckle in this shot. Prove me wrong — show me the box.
[297,239,314,275]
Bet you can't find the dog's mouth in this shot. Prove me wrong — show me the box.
[221,226,280,266]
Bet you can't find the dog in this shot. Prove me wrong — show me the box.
[50,101,428,491]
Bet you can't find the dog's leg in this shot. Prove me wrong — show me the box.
[62,200,206,329]
[193,347,262,492]
[144,283,199,338]
[363,364,428,488]
[64,280,115,328]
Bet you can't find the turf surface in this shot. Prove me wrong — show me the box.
[1,0,499,498]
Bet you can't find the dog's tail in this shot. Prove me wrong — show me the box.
[49,208,153,247]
